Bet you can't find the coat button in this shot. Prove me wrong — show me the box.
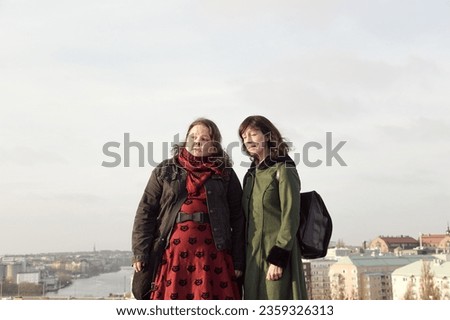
[209,209,214,213]
[217,244,223,250]
[207,190,212,194]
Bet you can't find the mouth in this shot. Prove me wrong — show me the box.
[192,148,204,155]
[245,143,257,149]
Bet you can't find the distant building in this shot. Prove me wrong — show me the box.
[52,259,90,274]
[302,261,311,298]
[368,236,419,253]
[17,272,41,285]
[67,259,90,274]
[420,227,450,252]
[326,247,355,259]
[6,263,24,283]
[0,264,5,281]
[392,259,450,300]
[42,276,59,291]
[307,259,337,300]
[329,255,435,299]
[51,260,69,271]
[359,273,391,300]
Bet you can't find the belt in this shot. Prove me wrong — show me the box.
[176,212,210,224]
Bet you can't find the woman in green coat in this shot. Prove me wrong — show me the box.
[239,115,308,300]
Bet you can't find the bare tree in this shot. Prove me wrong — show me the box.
[349,288,358,300]
[323,288,332,300]
[331,273,347,300]
[419,261,440,300]
[441,279,449,300]
[403,277,416,300]
[336,239,346,248]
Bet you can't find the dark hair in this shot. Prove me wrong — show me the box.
[238,115,290,160]
[173,118,232,167]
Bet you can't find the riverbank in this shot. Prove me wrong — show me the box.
[45,266,134,298]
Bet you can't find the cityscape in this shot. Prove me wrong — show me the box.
[0,248,132,299]
[1,227,449,300]
[306,226,450,300]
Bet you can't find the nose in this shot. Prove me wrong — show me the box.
[193,136,202,144]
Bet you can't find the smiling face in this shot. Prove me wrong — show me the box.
[241,126,268,161]
[185,124,215,157]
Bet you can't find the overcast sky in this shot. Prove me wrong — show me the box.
[1,0,449,255]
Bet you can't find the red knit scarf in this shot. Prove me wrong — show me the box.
[178,148,223,196]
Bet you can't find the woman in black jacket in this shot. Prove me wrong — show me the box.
[132,118,245,300]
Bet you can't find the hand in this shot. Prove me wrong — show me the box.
[266,264,283,281]
[234,270,243,278]
[133,261,144,272]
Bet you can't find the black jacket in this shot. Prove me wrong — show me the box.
[132,157,246,272]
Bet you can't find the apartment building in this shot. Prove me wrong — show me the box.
[392,258,450,300]
[308,259,337,300]
[329,255,434,299]
[359,272,391,300]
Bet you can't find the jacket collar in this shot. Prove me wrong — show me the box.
[247,154,296,173]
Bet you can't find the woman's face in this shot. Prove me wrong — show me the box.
[241,126,268,160]
[186,124,214,157]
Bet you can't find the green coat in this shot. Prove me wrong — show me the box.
[242,156,308,300]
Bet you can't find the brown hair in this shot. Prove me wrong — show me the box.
[173,118,232,167]
[238,115,290,160]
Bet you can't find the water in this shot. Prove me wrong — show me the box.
[46,266,134,298]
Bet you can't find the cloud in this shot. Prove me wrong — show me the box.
[1,0,450,253]
[0,146,68,166]
[53,193,104,204]
[377,117,450,143]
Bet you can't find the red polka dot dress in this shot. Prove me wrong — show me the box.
[150,149,241,300]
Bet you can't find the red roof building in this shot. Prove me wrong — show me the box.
[420,226,450,250]
[368,236,419,253]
